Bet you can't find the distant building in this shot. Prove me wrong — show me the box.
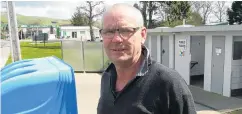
[60,26,101,41]
[19,25,57,40]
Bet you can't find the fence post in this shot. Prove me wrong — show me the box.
[81,38,85,73]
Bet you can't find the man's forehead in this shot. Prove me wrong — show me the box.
[103,12,137,27]
[103,19,136,29]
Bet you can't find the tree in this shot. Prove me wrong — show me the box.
[135,1,192,27]
[71,7,89,26]
[155,1,166,21]
[186,12,203,26]
[190,1,203,14]
[138,1,168,28]
[160,1,192,26]
[79,1,105,41]
[190,1,214,24]
[147,1,159,28]
[170,1,191,20]
[227,1,242,25]
[133,3,140,10]
[140,1,148,28]
[200,1,213,24]
[213,1,227,22]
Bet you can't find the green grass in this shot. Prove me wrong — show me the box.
[5,41,111,71]
[5,42,62,65]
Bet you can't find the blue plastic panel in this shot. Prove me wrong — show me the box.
[1,56,78,114]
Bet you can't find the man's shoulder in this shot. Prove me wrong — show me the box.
[151,61,193,95]
[100,63,115,81]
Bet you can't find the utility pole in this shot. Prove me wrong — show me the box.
[7,1,21,62]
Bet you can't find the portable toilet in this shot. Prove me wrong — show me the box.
[1,56,78,114]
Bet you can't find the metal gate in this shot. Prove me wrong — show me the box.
[61,40,110,73]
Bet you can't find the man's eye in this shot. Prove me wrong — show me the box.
[120,29,133,32]
[103,30,115,34]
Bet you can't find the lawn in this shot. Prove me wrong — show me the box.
[5,42,62,65]
[5,41,110,72]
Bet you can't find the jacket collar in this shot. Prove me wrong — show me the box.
[104,45,152,77]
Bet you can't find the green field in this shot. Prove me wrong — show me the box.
[5,42,62,65]
[5,41,110,72]
[1,13,71,26]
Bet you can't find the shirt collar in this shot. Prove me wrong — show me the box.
[136,45,151,76]
[104,45,152,77]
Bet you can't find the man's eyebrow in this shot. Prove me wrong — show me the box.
[103,28,115,30]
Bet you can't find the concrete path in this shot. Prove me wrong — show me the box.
[0,40,11,69]
[74,73,220,114]
[190,85,242,113]
[75,73,101,114]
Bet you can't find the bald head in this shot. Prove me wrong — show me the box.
[101,3,144,28]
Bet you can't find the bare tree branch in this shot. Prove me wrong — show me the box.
[200,1,214,24]
[79,6,91,14]
[78,1,105,41]
[190,1,214,24]
[213,1,227,22]
[190,1,203,13]
[92,8,105,18]
[91,1,103,8]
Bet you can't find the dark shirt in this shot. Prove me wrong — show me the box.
[97,46,197,114]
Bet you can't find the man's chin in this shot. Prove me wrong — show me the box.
[110,56,129,63]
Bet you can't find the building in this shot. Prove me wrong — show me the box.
[60,26,101,41]
[19,25,57,40]
[146,25,242,97]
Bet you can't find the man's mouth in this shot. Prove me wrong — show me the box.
[111,49,125,51]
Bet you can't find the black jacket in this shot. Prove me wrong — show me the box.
[97,46,197,114]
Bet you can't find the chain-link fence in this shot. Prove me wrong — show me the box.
[61,40,110,73]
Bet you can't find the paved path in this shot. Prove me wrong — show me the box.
[74,73,219,114]
[75,73,101,114]
[0,40,11,69]
[190,85,242,113]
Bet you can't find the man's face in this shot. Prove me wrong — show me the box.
[101,9,147,64]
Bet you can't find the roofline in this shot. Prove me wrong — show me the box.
[60,26,99,30]
[148,25,242,33]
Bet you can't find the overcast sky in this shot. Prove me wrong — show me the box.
[1,1,137,19]
[1,1,233,23]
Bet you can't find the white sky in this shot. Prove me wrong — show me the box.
[1,1,233,23]
[1,1,137,20]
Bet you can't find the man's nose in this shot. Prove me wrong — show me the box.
[112,31,123,42]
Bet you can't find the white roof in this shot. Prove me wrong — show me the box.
[60,26,99,30]
[175,24,195,28]
[155,27,170,29]
[205,22,229,26]
[148,25,242,33]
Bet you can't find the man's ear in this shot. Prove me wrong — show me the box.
[141,27,147,45]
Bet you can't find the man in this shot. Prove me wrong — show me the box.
[97,3,197,114]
